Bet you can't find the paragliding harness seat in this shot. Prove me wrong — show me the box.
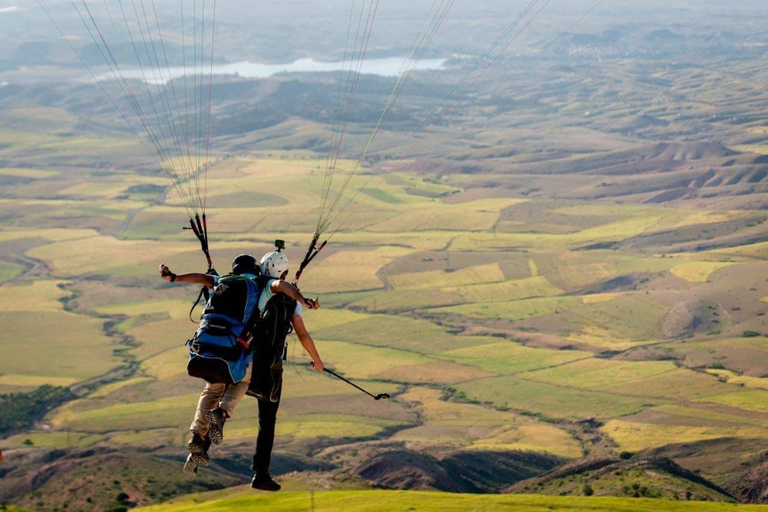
[247,291,297,403]
[187,273,261,385]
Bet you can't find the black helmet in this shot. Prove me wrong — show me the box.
[232,254,258,275]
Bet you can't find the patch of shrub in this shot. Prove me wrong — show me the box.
[0,385,75,434]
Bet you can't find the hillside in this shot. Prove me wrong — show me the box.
[507,456,735,501]
[0,447,242,511]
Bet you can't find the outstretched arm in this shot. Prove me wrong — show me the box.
[270,280,320,310]
[158,264,215,288]
[292,314,324,371]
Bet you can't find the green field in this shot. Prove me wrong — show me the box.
[313,314,488,354]
[393,387,582,458]
[0,260,25,283]
[557,296,668,342]
[301,246,411,293]
[0,281,121,387]
[454,376,652,420]
[698,389,768,413]
[433,296,583,321]
[367,199,521,232]
[440,341,591,375]
[670,261,736,283]
[522,359,680,390]
[602,419,768,452]
[388,262,507,290]
[137,489,766,511]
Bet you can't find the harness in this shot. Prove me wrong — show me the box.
[186,273,261,384]
[248,292,297,402]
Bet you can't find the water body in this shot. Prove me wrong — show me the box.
[96,57,447,84]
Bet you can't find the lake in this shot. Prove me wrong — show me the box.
[97,57,447,84]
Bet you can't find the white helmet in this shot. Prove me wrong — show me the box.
[260,250,289,278]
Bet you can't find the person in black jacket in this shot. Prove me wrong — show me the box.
[247,248,325,492]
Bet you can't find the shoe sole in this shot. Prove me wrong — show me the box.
[251,477,281,492]
[251,483,281,492]
[206,410,224,445]
[183,454,198,476]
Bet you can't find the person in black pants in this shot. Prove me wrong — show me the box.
[247,249,325,491]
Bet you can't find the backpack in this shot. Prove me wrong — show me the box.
[186,273,261,385]
[247,293,297,402]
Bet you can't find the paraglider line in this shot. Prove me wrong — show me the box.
[203,0,218,213]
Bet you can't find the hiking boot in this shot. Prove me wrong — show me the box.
[251,474,281,492]
[206,408,227,445]
[187,432,210,466]
[182,453,198,476]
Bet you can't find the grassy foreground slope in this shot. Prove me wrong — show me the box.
[138,489,764,512]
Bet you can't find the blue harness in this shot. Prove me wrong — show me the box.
[187,273,260,384]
